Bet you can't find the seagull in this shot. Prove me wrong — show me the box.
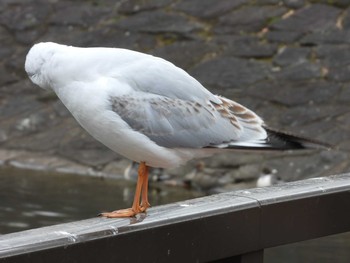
[25,42,328,218]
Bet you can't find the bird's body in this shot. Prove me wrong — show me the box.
[25,42,327,217]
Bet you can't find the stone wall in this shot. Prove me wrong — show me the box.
[1,0,350,190]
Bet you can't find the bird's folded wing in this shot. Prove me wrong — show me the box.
[114,55,222,104]
[109,93,244,148]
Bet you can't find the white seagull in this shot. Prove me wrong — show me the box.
[25,42,328,218]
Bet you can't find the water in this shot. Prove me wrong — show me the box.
[1,167,349,262]
[0,167,200,234]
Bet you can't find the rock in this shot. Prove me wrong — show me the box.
[273,46,311,67]
[216,5,287,34]
[215,35,278,58]
[266,30,303,43]
[102,159,131,178]
[327,66,350,82]
[316,44,350,67]
[272,62,322,81]
[230,164,263,181]
[0,65,19,86]
[49,1,110,27]
[189,57,270,91]
[40,26,156,51]
[174,0,247,19]
[204,152,264,168]
[117,10,203,36]
[1,0,350,189]
[343,7,350,30]
[300,30,350,45]
[151,40,217,70]
[249,80,340,107]
[310,0,350,8]
[0,26,15,60]
[271,4,342,33]
[118,0,173,14]
[58,128,120,167]
[283,0,306,9]
[338,83,350,103]
[4,126,65,152]
[276,104,347,127]
[0,95,42,121]
[0,1,50,31]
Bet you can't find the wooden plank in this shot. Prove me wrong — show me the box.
[1,174,350,263]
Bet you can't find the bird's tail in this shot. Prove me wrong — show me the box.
[210,127,332,151]
[262,127,332,150]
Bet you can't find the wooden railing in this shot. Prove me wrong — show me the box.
[1,174,350,263]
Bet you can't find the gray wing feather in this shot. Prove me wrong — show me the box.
[110,93,241,148]
[116,55,222,104]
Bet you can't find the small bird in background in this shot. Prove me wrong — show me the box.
[25,42,329,218]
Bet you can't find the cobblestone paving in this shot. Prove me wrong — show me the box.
[1,0,350,191]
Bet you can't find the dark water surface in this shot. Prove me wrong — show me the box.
[1,167,349,262]
[0,167,200,234]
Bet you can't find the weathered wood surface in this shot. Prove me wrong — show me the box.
[1,174,350,263]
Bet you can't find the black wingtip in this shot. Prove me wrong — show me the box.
[264,127,333,151]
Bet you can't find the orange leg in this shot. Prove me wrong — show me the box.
[100,162,150,218]
[140,165,150,212]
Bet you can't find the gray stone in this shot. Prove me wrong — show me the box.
[117,10,203,35]
[276,104,347,127]
[0,95,42,120]
[215,35,277,58]
[343,7,350,30]
[189,57,270,91]
[337,112,350,127]
[273,62,322,81]
[205,152,264,169]
[249,80,340,107]
[14,28,46,45]
[0,26,15,60]
[38,26,89,46]
[338,83,350,103]
[310,0,350,8]
[216,6,287,34]
[321,127,350,145]
[0,65,19,86]
[51,100,71,118]
[258,0,281,4]
[273,47,311,67]
[327,66,350,82]
[4,48,28,78]
[78,28,156,51]
[300,30,350,45]
[266,30,303,43]
[118,0,173,14]
[174,0,247,19]
[151,41,216,70]
[4,126,64,152]
[262,152,344,181]
[283,0,306,9]
[1,0,350,186]
[0,1,49,30]
[49,1,111,27]
[271,4,342,33]
[41,26,156,51]
[316,45,350,67]
[58,131,119,167]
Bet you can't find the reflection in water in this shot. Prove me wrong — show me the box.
[0,167,200,234]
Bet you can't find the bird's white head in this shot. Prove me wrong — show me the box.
[25,42,64,90]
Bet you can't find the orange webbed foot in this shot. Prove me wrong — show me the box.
[99,208,139,218]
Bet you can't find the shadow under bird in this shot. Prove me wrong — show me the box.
[25,42,330,218]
